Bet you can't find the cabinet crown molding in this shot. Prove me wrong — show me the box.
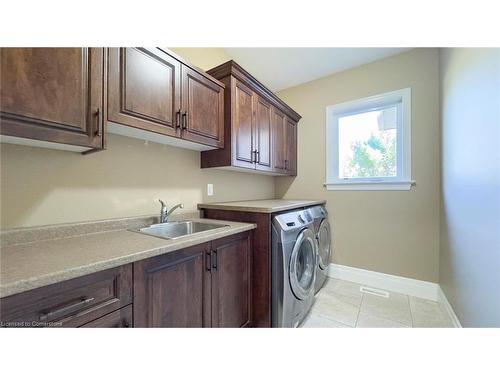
[158,47,226,89]
[207,60,301,123]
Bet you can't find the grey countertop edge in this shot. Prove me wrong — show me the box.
[197,200,327,213]
[0,221,256,299]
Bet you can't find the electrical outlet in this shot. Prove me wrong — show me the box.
[207,184,214,196]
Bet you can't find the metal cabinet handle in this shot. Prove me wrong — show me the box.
[175,110,181,130]
[94,108,101,136]
[181,111,188,130]
[252,150,259,164]
[212,250,218,270]
[39,297,95,322]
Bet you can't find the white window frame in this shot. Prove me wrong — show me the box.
[325,88,413,191]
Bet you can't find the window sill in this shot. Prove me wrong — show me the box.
[324,180,415,191]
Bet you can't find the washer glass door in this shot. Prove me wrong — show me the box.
[317,219,331,270]
[289,228,316,300]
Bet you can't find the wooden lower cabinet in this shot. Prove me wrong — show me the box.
[211,232,252,327]
[133,242,211,328]
[201,209,271,328]
[133,230,253,328]
[0,231,253,328]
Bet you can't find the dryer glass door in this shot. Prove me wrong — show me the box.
[318,219,331,270]
[289,228,316,300]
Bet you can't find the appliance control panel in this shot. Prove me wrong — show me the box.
[273,209,313,231]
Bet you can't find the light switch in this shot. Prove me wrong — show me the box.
[207,184,214,196]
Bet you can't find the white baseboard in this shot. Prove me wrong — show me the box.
[327,263,440,301]
[437,286,462,328]
[327,263,462,327]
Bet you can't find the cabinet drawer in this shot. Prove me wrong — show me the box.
[0,265,132,328]
[81,305,132,328]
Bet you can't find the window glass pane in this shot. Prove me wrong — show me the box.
[338,106,397,178]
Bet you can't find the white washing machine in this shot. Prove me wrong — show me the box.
[271,209,317,327]
[309,205,332,294]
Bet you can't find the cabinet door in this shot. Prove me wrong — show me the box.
[272,106,287,173]
[181,65,224,148]
[133,243,211,328]
[211,232,252,328]
[254,96,273,172]
[0,48,105,149]
[232,79,255,169]
[108,48,181,137]
[285,118,297,176]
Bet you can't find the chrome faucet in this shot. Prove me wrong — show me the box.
[158,199,184,223]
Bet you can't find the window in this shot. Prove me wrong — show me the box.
[325,88,412,190]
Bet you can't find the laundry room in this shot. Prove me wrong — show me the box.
[1,1,499,374]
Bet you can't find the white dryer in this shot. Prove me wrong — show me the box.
[309,205,332,294]
[271,209,317,327]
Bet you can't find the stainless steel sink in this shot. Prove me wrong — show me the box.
[136,221,228,240]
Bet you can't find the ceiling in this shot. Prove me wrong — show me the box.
[224,48,412,92]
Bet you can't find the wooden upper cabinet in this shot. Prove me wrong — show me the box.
[272,107,287,172]
[232,80,255,169]
[108,47,225,150]
[108,47,181,137]
[285,117,297,176]
[211,232,252,328]
[133,243,211,328]
[254,96,273,172]
[0,48,105,151]
[202,60,301,175]
[181,65,224,148]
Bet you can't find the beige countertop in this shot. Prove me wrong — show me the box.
[0,218,255,298]
[198,199,326,213]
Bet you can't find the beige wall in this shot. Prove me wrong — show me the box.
[275,49,441,282]
[439,48,500,327]
[0,134,274,228]
[170,48,230,70]
[0,48,273,229]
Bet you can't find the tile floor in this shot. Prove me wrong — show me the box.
[300,277,455,328]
